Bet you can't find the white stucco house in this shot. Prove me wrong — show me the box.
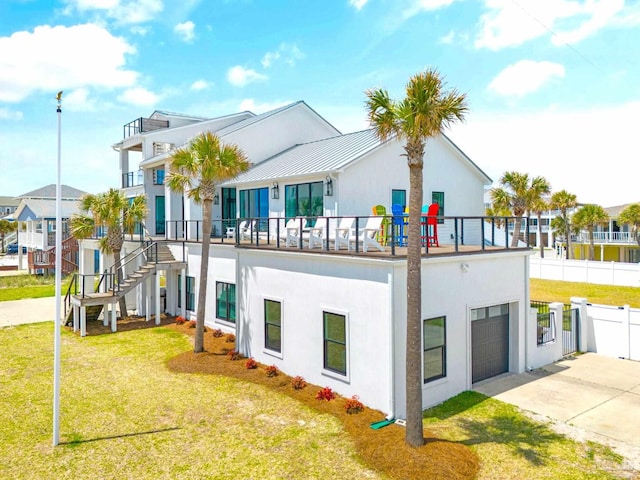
[74,101,538,419]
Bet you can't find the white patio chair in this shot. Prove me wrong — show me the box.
[238,220,255,241]
[334,217,355,251]
[285,218,307,247]
[307,218,328,249]
[351,216,385,252]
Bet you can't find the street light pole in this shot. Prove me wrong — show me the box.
[53,91,63,447]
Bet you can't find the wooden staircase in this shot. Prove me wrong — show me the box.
[29,235,78,275]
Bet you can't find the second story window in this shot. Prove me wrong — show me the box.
[153,169,165,185]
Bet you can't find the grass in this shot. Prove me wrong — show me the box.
[0,274,73,302]
[0,320,633,479]
[531,278,640,307]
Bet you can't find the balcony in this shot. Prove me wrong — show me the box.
[122,170,144,189]
[123,117,169,139]
[160,215,531,258]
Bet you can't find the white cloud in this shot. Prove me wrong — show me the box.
[226,66,267,87]
[402,0,456,20]
[0,24,138,103]
[488,60,565,97]
[174,21,195,42]
[446,101,640,206]
[117,87,160,106]
[475,0,632,50]
[64,0,163,24]
[64,87,98,111]
[439,29,456,44]
[238,98,293,114]
[190,79,209,91]
[261,43,304,68]
[349,0,368,10]
[0,108,23,120]
[130,25,151,36]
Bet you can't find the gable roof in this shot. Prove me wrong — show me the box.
[0,196,20,207]
[605,202,640,217]
[18,184,87,200]
[214,101,341,138]
[225,129,383,185]
[15,198,82,221]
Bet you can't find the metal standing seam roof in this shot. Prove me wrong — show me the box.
[224,129,383,185]
[15,199,82,220]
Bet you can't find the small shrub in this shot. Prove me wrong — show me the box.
[344,395,364,414]
[265,365,279,377]
[212,328,223,338]
[245,357,257,369]
[175,316,186,325]
[291,376,307,390]
[225,333,236,343]
[315,386,336,401]
[187,320,196,328]
[227,350,241,361]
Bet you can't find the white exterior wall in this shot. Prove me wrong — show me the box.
[235,250,393,414]
[337,137,487,217]
[392,251,528,417]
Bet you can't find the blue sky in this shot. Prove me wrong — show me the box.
[1,0,639,206]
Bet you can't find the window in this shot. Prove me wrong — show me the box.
[178,275,195,311]
[216,282,236,323]
[153,168,165,185]
[323,311,347,375]
[537,312,556,345]
[423,316,446,383]
[264,299,282,352]
[432,192,445,224]
[392,189,406,209]
[285,182,323,222]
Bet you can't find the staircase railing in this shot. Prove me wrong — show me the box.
[109,242,158,295]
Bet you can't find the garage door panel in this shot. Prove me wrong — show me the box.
[472,313,509,383]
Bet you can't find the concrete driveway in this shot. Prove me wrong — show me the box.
[474,353,640,469]
[0,296,58,328]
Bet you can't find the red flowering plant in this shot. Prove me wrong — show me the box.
[227,350,241,361]
[291,376,307,390]
[265,365,279,377]
[344,395,364,414]
[175,316,186,325]
[245,357,258,369]
[315,386,336,401]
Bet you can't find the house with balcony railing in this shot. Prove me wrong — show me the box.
[73,100,537,420]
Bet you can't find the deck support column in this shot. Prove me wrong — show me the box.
[80,306,86,337]
[110,302,117,333]
[180,268,186,319]
[155,272,161,325]
[145,276,151,322]
[72,304,79,332]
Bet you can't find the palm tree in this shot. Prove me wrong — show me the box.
[550,190,578,259]
[573,204,609,260]
[365,68,467,447]
[618,203,640,246]
[490,172,549,247]
[0,219,18,253]
[166,131,249,354]
[526,178,551,257]
[71,188,148,318]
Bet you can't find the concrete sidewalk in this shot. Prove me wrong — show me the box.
[474,353,640,470]
[0,296,59,327]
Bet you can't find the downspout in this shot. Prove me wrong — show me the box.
[387,266,395,420]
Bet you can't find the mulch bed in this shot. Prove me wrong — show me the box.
[164,321,480,480]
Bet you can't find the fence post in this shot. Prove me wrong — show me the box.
[571,297,588,353]
[621,304,631,360]
[549,302,564,360]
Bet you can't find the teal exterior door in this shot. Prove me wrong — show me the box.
[155,196,165,235]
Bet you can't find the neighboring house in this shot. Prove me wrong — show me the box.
[14,184,86,273]
[571,202,640,263]
[0,196,19,218]
[74,101,537,418]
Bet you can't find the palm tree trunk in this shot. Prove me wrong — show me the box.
[194,198,213,353]
[511,217,522,247]
[588,228,595,260]
[537,213,544,258]
[114,249,128,318]
[565,219,573,259]
[405,160,424,447]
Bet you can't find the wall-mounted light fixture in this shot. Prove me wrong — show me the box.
[325,176,334,196]
[271,182,279,199]
[213,190,219,205]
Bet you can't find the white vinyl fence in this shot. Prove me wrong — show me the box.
[530,257,640,287]
[580,300,640,361]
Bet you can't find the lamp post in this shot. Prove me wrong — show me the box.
[53,91,63,446]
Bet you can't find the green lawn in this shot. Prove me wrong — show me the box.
[0,323,633,479]
[531,278,640,307]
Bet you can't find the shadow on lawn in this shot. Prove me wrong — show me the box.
[456,413,563,467]
[62,427,180,447]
